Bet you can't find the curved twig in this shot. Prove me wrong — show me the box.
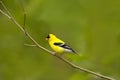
[0,1,115,80]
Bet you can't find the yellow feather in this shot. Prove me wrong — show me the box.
[48,34,64,53]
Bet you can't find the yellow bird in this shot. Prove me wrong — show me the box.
[46,34,78,54]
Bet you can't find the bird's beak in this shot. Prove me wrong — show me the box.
[46,38,48,41]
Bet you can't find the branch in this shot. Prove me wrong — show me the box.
[0,1,115,80]
[24,43,37,47]
[19,0,26,27]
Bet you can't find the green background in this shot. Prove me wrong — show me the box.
[0,0,120,80]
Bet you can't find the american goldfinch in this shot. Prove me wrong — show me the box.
[46,34,77,54]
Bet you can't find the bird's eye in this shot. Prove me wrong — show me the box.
[46,35,50,38]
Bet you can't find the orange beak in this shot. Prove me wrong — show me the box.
[46,38,48,41]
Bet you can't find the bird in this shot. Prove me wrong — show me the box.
[46,33,78,55]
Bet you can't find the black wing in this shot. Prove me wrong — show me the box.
[54,42,76,53]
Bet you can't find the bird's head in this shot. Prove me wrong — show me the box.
[46,34,56,41]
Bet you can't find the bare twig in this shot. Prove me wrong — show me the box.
[0,9,11,19]
[0,1,115,80]
[0,0,11,17]
[24,43,37,47]
[19,0,26,27]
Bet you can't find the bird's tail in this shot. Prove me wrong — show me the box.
[72,50,81,56]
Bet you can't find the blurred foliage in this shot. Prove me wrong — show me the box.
[0,0,120,80]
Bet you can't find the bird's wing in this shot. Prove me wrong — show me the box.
[54,42,76,53]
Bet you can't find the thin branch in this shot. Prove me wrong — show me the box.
[0,0,25,32]
[56,56,114,80]
[0,1,115,80]
[0,0,11,17]
[19,0,26,27]
[24,43,37,47]
[0,9,11,19]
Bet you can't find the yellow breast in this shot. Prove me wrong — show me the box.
[49,41,64,53]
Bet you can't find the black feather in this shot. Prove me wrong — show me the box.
[46,35,50,39]
[54,42,76,53]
